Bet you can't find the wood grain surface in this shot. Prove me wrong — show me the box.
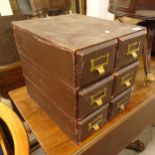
[13,14,146,51]
[9,59,155,155]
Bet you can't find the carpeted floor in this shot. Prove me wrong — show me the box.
[139,127,155,155]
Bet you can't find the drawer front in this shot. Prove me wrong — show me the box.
[108,88,132,119]
[115,31,145,69]
[77,40,117,87]
[112,61,139,97]
[78,76,113,119]
[77,104,109,142]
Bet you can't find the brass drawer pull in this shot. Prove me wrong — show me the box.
[121,73,133,88]
[88,115,103,131]
[127,41,141,59]
[90,88,107,107]
[119,104,125,111]
[96,65,105,75]
[117,96,128,111]
[90,53,110,75]
[129,51,138,59]
[94,98,103,107]
[124,80,131,88]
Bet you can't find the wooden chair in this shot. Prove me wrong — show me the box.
[109,0,155,17]
[0,14,27,98]
[0,62,25,98]
[0,102,29,155]
[109,0,155,82]
[16,0,71,16]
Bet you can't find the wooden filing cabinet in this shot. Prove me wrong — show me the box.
[13,14,146,142]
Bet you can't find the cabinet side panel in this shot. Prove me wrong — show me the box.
[13,26,75,87]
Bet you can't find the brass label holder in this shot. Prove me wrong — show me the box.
[121,72,133,88]
[117,96,129,111]
[88,115,103,131]
[127,41,141,59]
[90,53,110,75]
[90,88,107,107]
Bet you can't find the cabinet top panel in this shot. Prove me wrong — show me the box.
[13,14,146,52]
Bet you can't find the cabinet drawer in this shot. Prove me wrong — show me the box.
[115,31,145,69]
[77,40,117,86]
[78,76,113,119]
[108,88,132,119]
[78,103,109,142]
[112,61,139,97]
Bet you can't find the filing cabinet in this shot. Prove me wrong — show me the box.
[13,14,146,142]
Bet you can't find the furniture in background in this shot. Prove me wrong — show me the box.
[0,0,86,99]
[76,0,87,14]
[13,14,146,142]
[0,62,24,98]
[0,102,29,155]
[0,15,27,98]
[16,0,87,17]
[152,35,155,55]
[9,59,155,155]
[109,0,155,82]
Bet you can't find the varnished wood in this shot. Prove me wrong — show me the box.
[9,59,155,155]
[109,0,155,19]
[0,128,9,155]
[13,14,146,142]
[0,15,27,98]
[0,61,25,98]
[0,103,29,155]
[0,62,21,73]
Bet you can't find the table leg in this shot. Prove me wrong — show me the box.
[143,21,155,82]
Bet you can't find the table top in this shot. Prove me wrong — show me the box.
[9,60,155,155]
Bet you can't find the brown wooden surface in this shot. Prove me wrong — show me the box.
[108,88,132,119]
[0,103,29,155]
[0,62,25,98]
[9,59,155,155]
[13,14,146,52]
[109,0,155,19]
[108,0,155,82]
[48,0,71,9]
[0,15,27,66]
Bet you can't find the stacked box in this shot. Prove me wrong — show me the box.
[13,14,146,142]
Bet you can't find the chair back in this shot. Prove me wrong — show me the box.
[16,0,71,16]
[0,103,29,155]
[109,0,155,15]
[0,15,27,66]
[0,62,25,98]
[108,0,137,14]
[16,0,49,16]
[136,0,155,10]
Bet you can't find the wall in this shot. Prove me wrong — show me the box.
[0,0,13,16]
[87,0,114,20]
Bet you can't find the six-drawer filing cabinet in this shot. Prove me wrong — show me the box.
[13,14,146,142]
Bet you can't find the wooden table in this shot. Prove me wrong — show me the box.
[9,60,155,155]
